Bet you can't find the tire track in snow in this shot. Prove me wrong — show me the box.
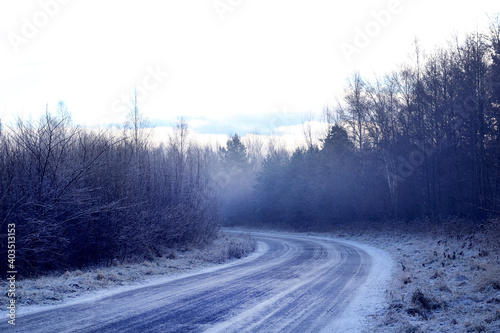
[4,232,380,333]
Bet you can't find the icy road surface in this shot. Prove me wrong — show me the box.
[4,231,392,332]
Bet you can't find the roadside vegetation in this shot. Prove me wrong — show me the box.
[379,230,500,332]
[0,101,223,278]
[318,218,500,332]
[239,218,500,332]
[0,232,255,309]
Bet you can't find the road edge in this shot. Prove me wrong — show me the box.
[227,228,395,332]
[315,236,394,333]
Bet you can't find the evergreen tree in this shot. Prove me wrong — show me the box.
[219,134,248,169]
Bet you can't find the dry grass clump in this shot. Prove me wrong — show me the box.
[485,219,500,255]
[406,289,443,319]
[370,225,500,332]
[476,262,500,293]
[199,233,256,263]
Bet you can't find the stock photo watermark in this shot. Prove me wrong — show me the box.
[106,64,169,126]
[7,0,70,54]
[339,0,412,64]
[6,223,17,326]
[268,106,296,134]
[213,0,244,21]
[387,77,500,184]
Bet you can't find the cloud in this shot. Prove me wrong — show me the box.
[173,112,309,136]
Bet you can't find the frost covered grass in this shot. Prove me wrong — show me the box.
[0,232,256,309]
[323,218,500,333]
[373,234,500,332]
[202,233,257,263]
[238,218,500,332]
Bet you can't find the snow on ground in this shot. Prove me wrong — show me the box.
[231,225,500,332]
[4,225,499,332]
[0,232,257,316]
[317,237,394,333]
[321,230,500,332]
[370,233,500,332]
[227,229,395,332]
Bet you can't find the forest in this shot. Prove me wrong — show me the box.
[0,104,220,277]
[229,21,500,230]
[1,20,499,277]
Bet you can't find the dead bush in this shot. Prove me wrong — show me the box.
[227,238,255,259]
[410,289,442,318]
[95,270,106,281]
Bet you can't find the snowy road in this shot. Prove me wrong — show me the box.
[4,232,391,332]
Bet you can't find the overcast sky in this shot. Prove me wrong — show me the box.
[0,0,498,136]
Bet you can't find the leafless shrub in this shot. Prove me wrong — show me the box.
[95,270,106,281]
[227,237,256,259]
[0,111,221,277]
[202,233,256,263]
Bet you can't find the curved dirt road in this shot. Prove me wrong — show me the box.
[4,232,386,333]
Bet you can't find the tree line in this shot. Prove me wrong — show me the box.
[0,103,219,277]
[2,19,499,276]
[232,21,500,229]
